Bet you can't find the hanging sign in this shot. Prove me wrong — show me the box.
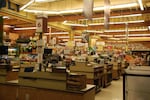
[83,0,93,20]
[36,18,43,33]
[36,17,48,33]
[104,0,110,29]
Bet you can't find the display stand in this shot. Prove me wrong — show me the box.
[123,66,150,100]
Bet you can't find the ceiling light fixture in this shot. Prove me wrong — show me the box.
[14,27,37,30]
[4,25,14,28]
[62,21,88,27]
[79,14,142,21]
[24,3,138,14]
[3,16,10,19]
[148,26,150,30]
[35,0,56,2]
[24,9,59,14]
[105,30,125,32]
[138,0,144,11]
[115,34,150,37]
[85,30,103,33]
[104,28,148,33]
[88,20,144,26]
[109,14,142,18]
[58,36,82,39]
[99,35,113,38]
[51,32,69,35]
[20,0,34,10]
[94,3,137,11]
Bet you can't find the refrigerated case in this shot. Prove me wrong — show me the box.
[123,66,150,100]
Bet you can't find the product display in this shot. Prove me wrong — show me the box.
[0,0,150,100]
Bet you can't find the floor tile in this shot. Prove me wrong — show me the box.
[95,78,123,100]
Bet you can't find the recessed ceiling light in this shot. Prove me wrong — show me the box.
[35,0,56,2]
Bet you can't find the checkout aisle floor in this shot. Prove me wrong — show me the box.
[95,77,123,100]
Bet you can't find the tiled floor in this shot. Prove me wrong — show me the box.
[95,77,123,100]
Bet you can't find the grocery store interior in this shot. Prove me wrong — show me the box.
[0,0,150,100]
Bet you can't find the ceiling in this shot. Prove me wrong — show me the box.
[2,0,150,42]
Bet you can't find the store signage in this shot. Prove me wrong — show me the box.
[36,17,48,33]
[36,18,43,33]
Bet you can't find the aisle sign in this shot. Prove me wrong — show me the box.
[36,18,43,33]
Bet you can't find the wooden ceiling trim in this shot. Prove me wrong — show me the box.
[48,9,150,22]
[72,22,150,30]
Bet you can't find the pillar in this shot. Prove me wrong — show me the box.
[0,16,3,45]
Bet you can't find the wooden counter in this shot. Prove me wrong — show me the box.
[70,64,104,93]
[0,81,95,100]
[0,71,95,100]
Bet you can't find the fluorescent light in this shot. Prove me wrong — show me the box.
[88,23,104,25]
[109,38,121,40]
[79,14,142,21]
[20,0,34,10]
[110,14,142,18]
[85,30,103,33]
[88,20,144,26]
[111,3,138,9]
[138,0,144,11]
[104,28,148,33]
[115,34,150,37]
[129,28,148,31]
[105,30,125,32]
[35,0,56,2]
[51,32,69,35]
[94,3,137,11]
[62,39,81,41]
[14,27,37,30]
[3,16,10,19]
[128,20,144,23]
[60,9,83,14]
[24,9,59,14]
[62,21,88,27]
[4,25,14,28]
[148,26,150,30]
[99,35,113,37]
[65,20,144,26]
[24,3,138,14]
[58,36,82,39]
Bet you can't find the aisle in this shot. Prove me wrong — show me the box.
[95,77,123,100]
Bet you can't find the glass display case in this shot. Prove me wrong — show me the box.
[123,66,150,100]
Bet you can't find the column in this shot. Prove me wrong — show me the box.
[0,16,3,45]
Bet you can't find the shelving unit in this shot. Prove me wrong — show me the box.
[19,53,37,72]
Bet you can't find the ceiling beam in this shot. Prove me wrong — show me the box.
[72,21,150,30]
[0,8,35,23]
[48,8,150,22]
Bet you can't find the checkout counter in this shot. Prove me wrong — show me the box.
[0,71,95,100]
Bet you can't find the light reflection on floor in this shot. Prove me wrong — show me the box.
[95,78,123,100]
